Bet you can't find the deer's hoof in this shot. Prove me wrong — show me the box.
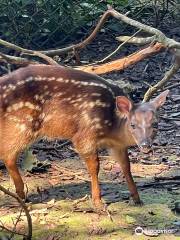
[128,198,144,206]
[93,201,109,214]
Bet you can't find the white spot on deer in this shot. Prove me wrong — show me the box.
[95,124,102,129]
[44,85,48,90]
[35,106,41,111]
[9,84,16,90]
[7,102,23,112]
[94,118,101,122]
[73,103,79,107]
[35,76,44,81]
[88,102,95,108]
[40,113,45,119]
[8,116,21,122]
[2,93,7,98]
[55,92,64,97]
[26,115,33,122]
[5,84,16,92]
[56,77,63,82]
[48,77,55,81]
[44,91,50,96]
[44,114,53,122]
[82,112,92,124]
[66,97,72,101]
[99,132,104,136]
[34,94,40,100]
[17,80,25,86]
[40,99,46,104]
[91,93,101,97]
[15,123,26,132]
[25,77,33,82]
[73,103,80,107]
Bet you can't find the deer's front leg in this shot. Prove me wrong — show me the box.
[111,148,141,204]
[83,153,102,208]
[73,134,103,209]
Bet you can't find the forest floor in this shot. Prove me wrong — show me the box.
[0,18,180,240]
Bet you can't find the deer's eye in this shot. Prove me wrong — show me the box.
[130,123,136,129]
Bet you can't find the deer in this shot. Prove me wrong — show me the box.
[0,64,169,209]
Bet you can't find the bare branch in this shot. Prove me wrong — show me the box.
[116,35,156,45]
[108,8,180,49]
[77,43,164,75]
[41,10,118,56]
[143,59,180,102]
[0,39,57,65]
[10,208,23,239]
[0,52,38,66]
[0,185,32,240]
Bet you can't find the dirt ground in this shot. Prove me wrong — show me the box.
[0,19,180,240]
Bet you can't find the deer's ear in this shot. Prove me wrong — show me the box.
[116,96,132,115]
[150,90,169,109]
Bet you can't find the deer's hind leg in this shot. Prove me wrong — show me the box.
[1,120,33,199]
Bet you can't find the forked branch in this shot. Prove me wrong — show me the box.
[0,185,32,240]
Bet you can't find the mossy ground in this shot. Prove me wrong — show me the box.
[0,157,179,240]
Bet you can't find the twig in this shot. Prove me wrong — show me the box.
[73,194,89,205]
[0,223,26,237]
[53,164,90,182]
[164,82,180,90]
[138,180,180,188]
[10,208,23,239]
[22,51,59,65]
[143,59,180,102]
[0,185,32,240]
[97,29,142,63]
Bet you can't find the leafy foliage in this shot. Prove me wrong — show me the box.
[0,0,177,49]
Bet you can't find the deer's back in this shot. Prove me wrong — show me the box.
[0,65,124,143]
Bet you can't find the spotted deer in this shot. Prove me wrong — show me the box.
[0,64,169,208]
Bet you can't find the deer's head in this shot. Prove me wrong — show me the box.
[116,90,169,153]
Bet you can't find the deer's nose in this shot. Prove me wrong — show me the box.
[139,140,152,153]
[141,141,152,148]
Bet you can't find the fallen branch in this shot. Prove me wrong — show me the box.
[143,55,180,101]
[116,35,156,45]
[0,39,58,65]
[0,185,32,240]
[77,42,164,75]
[0,52,38,66]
